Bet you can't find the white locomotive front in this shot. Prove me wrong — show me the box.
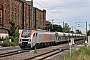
[19,30,37,49]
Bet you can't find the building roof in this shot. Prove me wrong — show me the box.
[0,27,10,34]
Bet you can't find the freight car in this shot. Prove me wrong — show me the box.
[19,30,85,49]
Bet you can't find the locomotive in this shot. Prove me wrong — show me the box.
[19,30,85,49]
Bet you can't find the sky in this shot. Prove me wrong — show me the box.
[26,0,90,33]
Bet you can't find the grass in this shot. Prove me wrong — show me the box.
[34,46,37,54]
[64,46,90,60]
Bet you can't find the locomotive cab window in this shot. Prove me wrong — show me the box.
[36,33,37,36]
[33,33,35,37]
[21,30,31,38]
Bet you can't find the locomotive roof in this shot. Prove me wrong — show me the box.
[36,31,55,34]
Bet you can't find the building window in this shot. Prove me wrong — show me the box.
[12,7,13,11]
[5,10,6,13]
[0,10,2,26]
[15,13,16,18]
[12,2,13,6]
[15,8,16,12]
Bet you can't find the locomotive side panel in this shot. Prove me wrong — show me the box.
[37,34,44,43]
[44,34,50,41]
[50,34,55,41]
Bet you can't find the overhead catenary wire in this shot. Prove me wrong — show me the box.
[34,1,77,25]
[34,2,63,22]
[34,0,87,32]
[34,1,73,29]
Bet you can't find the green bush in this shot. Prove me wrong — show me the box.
[11,40,18,46]
[9,36,15,42]
[64,46,90,60]
[0,36,19,47]
[2,41,9,47]
[34,47,37,54]
[9,36,19,42]
[10,43,15,46]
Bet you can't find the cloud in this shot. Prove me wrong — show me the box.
[26,0,90,33]
[26,0,90,19]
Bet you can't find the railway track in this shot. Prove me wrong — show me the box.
[0,50,27,58]
[0,39,84,60]
[25,48,67,60]
[75,39,84,45]
[25,40,84,60]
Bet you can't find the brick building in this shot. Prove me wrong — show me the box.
[26,1,34,30]
[0,5,3,27]
[0,0,46,30]
[0,0,24,29]
[23,2,30,29]
[43,9,46,30]
[34,8,46,30]
[0,0,3,27]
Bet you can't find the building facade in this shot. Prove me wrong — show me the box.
[0,0,46,30]
[0,5,3,27]
[1,0,24,29]
[0,0,3,27]
[34,8,46,30]
[24,2,30,29]
[43,10,46,30]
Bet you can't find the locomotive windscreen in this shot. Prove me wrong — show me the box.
[21,30,31,38]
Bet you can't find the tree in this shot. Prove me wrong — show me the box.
[87,24,90,36]
[9,20,20,42]
[70,31,74,33]
[9,20,20,37]
[75,29,82,34]
[87,30,90,36]
[63,23,71,33]
[89,24,90,27]
[49,24,62,32]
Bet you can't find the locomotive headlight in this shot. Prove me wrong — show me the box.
[29,39,31,42]
[28,39,31,44]
[20,39,22,42]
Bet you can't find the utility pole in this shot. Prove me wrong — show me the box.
[63,21,64,28]
[31,0,33,29]
[72,26,73,32]
[86,21,87,41]
[52,19,54,29]
[75,27,76,33]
